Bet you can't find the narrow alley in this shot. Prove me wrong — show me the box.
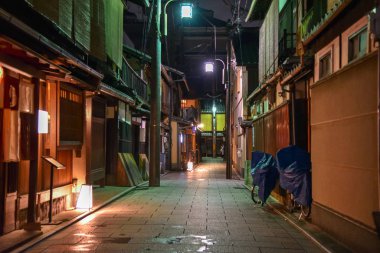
[24,159,324,253]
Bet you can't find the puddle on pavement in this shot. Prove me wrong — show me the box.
[152,235,215,246]
[197,246,207,252]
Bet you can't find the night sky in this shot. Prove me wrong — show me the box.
[196,0,258,27]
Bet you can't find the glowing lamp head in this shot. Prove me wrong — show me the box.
[205,62,214,72]
[181,3,193,18]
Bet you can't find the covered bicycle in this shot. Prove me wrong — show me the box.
[250,151,278,205]
[276,145,312,217]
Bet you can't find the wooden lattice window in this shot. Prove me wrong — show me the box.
[59,84,83,146]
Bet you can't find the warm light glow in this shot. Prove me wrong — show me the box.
[0,66,3,79]
[181,4,193,18]
[187,161,193,171]
[205,62,214,72]
[38,110,49,134]
[197,123,204,128]
[76,185,93,209]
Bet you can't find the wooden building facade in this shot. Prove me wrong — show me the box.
[0,0,154,235]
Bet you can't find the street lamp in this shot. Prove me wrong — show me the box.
[181,3,193,18]
[205,62,214,72]
[204,59,225,86]
[164,1,193,36]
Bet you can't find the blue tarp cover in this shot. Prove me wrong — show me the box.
[276,146,312,206]
[251,151,278,203]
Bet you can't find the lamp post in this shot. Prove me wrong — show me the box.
[163,1,192,172]
[204,59,226,159]
[164,1,193,36]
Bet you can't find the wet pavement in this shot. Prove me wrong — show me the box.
[24,158,325,253]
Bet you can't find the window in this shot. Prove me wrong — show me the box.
[348,27,367,62]
[319,52,332,79]
[181,100,187,108]
[59,85,83,145]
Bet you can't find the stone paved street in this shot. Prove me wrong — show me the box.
[25,159,324,253]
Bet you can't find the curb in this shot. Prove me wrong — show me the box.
[11,181,149,253]
[241,183,349,253]
[0,231,42,253]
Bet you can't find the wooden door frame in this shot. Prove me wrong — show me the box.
[86,96,107,186]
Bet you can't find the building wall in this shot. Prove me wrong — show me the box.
[259,0,279,83]
[311,52,378,229]
[171,121,179,169]
[231,67,245,174]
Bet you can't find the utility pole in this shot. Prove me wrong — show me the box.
[149,0,161,186]
[226,40,232,179]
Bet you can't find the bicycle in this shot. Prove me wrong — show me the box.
[251,185,263,206]
[250,151,278,206]
[286,192,311,219]
[276,145,312,220]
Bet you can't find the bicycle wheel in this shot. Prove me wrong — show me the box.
[286,193,296,213]
[251,185,263,205]
[301,204,311,218]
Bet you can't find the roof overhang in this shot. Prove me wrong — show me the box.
[123,44,152,63]
[245,0,273,22]
[98,83,135,105]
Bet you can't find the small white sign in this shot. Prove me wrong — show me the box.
[38,110,48,134]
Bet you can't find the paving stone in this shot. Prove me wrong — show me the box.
[26,160,325,253]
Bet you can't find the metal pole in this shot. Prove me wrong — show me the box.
[215,58,226,87]
[168,84,172,170]
[226,41,232,179]
[149,0,161,187]
[291,84,296,145]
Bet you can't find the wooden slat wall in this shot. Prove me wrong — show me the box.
[55,150,73,187]
[276,103,291,150]
[252,103,290,156]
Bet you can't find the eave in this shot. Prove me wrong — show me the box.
[302,0,352,46]
[98,82,135,105]
[123,44,152,63]
[245,0,273,22]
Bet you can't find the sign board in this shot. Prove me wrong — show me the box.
[42,156,65,169]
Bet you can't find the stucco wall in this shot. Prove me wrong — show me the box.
[311,52,378,228]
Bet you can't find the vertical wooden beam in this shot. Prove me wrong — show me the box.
[0,163,6,235]
[49,80,57,158]
[25,78,41,231]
